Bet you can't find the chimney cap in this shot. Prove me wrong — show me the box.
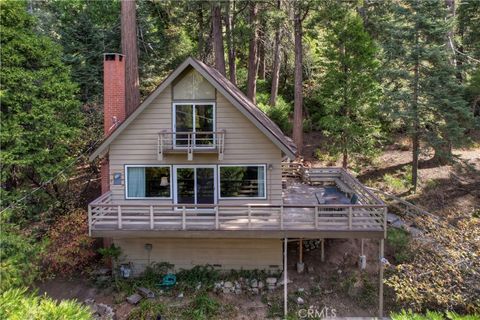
[103,53,125,61]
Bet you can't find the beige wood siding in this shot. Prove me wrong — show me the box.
[108,86,283,204]
[113,238,282,272]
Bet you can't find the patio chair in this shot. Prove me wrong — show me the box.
[350,194,358,204]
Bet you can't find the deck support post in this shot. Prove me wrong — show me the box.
[299,239,303,264]
[283,237,288,319]
[348,206,353,230]
[215,206,219,229]
[117,205,122,229]
[182,206,186,230]
[280,206,284,230]
[378,239,385,318]
[88,206,92,236]
[248,205,252,229]
[321,239,325,262]
[150,206,154,230]
[314,206,319,229]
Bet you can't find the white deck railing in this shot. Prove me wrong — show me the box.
[88,192,386,236]
[158,130,225,161]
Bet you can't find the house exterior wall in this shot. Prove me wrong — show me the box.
[113,238,283,272]
[107,85,284,205]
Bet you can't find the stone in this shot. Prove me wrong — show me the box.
[258,281,264,289]
[84,298,95,305]
[266,277,277,285]
[296,297,305,305]
[250,279,258,288]
[177,292,184,298]
[296,262,305,274]
[126,293,142,305]
[277,273,292,286]
[235,289,242,295]
[222,288,231,294]
[224,281,233,288]
[337,269,342,275]
[95,303,114,320]
[307,266,315,273]
[196,283,202,290]
[298,288,305,293]
[252,288,259,295]
[137,287,155,299]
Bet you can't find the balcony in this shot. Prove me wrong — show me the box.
[88,166,387,239]
[158,130,225,161]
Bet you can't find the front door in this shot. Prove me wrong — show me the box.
[174,166,216,205]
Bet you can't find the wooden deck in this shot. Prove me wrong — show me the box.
[89,166,387,238]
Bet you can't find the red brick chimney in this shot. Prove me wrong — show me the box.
[101,53,126,194]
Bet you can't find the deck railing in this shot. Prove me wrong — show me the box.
[88,192,386,236]
[158,130,225,161]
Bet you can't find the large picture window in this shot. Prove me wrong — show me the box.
[126,166,171,199]
[173,103,215,147]
[219,165,266,199]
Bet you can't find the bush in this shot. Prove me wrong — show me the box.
[387,228,412,264]
[258,96,293,134]
[391,310,479,320]
[0,225,44,291]
[182,293,221,320]
[127,300,165,320]
[41,209,95,277]
[0,288,92,320]
[176,265,220,290]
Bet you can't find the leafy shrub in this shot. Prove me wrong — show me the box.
[0,288,91,320]
[114,262,174,294]
[387,228,412,264]
[182,293,221,320]
[0,226,44,291]
[176,265,220,290]
[127,300,165,320]
[391,310,479,320]
[258,96,293,134]
[42,209,95,277]
[98,244,122,264]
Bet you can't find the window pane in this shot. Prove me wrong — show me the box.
[145,167,171,197]
[127,167,170,198]
[173,69,215,100]
[220,166,266,198]
[195,105,214,145]
[176,168,195,204]
[175,105,193,146]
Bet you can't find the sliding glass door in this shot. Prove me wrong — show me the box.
[174,166,216,205]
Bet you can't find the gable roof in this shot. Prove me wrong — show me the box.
[89,57,296,161]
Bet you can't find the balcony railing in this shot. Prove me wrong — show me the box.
[88,193,386,236]
[158,130,225,161]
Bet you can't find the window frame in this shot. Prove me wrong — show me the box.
[172,102,216,149]
[124,165,173,200]
[217,164,268,200]
[173,165,218,205]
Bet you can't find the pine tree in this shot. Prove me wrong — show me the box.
[0,1,83,204]
[317,8,381,169]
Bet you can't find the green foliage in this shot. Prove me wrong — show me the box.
[258,96,293,134]
[0,288,92,320]
[182,293,221,320]
[0,0,83,218]
[315,6,382,166]
[176,265,220,290]
[391,309,480,320]
[387,228,413,264]
[113,262,173,295]
[98,244,122,264]
[127,299,165,320]
[0,224,44,291]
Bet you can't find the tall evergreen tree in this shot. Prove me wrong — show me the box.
[317,8,381,169]
[0,0,83,205]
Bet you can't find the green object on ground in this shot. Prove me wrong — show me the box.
[159,273,176,287]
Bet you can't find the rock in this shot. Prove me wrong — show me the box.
[337,269,342,275]
[224,281,233,288]
[307,266,315,273]
[250,279,258,288]
[277,273,292,286]
[266,277,277,285]
[196,283,202,290]
[252,288,259,295]
[177,292,184,298]
[84,298,95,305]
[222,288,231,294]
[235,281,241,290]
[126,293,142,305]
[296,297,305,305]
[235,289,242,295]
[137,287,155,299]
[258,281,264,289]
[296,262,305,274]
[298,288,305,293]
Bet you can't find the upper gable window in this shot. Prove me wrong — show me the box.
[173,69,215,100]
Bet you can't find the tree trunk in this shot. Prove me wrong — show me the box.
[412,29,420,192]
[225,0,237,85]
[257,30,266,80]
[246,1,258,103]
[342,150,348,169]
[197,4,205,61]
[293,9,304,155]
[121,0,140,115]
[212,1,226,76]
[269,0,282,106]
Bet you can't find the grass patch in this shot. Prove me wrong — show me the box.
[387,228,413,264]
[127,300,166,320]
[391,310,479,320]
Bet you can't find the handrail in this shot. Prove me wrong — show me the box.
[158,130,226,161]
